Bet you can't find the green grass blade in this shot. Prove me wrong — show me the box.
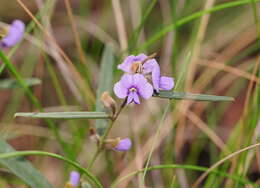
[15,112,110,119]
[0,78,41,89]
[0,140,53,188]
[138,0,260,51]
[128,0,158,52]
[111,164,256,188]
[95,45,115,135]
[0,49,74,158]
[153,91,234,102]
[0,148,103,188]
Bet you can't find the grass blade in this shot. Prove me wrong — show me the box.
[153,91,234,102]
[138,0,260,51]
[0,140,52,188]
[111,164,256,188]
[0,149,103,188]
[0,78,41,89]
[95,45,115,135]
[15,111,110,119]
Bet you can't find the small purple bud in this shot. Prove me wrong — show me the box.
[114,138,132,151]
[0,20,25,48]
[69,171,80,187]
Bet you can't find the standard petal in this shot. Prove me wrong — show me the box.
[138,82,154,99]
[133,92,140,104]
[132,74,147,87]
[159,76,174,90]
[120,74,134,88]
[127,92,134,104]
[114,81,128,98]
[135,53,147,61]
[117,55,135,73]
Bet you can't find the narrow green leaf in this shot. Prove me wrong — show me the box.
[0,78,41,89]
[95,45,115,135]
[0,140,52,188]
[153,91,234,102]
[138,0,260,51]
[111,164,256,188]
[0,48,72,159]
[0,150,103,188]
[15,112,110,119]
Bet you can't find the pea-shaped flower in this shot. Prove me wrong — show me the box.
[117,54,174,91]
[114,74,153,104]
[114,138,132,151]
[0,20,25,48]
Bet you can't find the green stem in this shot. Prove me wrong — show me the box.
[0,150,103,188]
[87,99,127,169]
[87,120,114,169]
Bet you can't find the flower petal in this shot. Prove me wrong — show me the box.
[127,92,134,104]
[132,73,147,87]
[120,73,134,88]
[114,138,132,151]
[135,53,147,61]
[69,171,80,187]
[133,92,140,104]
[138,82,154,99]
[152,62,160,91]
[142,59,160,91]
[117,54,147,73]
[142,59,159,74]
[1,20,25,48]
[159,76,174,90]
[114,81,127,98]
[117,55,135,73]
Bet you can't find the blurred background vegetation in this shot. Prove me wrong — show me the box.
[0,0,259,187]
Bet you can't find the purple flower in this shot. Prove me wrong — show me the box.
[114,138,132,151]
[159,76,174,90]
[69,171,80,187]
[114,74,153,104]
[117,54,161,91]
[0,20,25,48]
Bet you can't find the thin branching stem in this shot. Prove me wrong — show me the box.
[87,99,127,169]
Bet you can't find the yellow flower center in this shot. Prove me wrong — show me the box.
[130,87,137,92]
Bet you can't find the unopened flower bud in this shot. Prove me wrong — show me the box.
[104,137,132,151]
[114,138,132,151]
[101,91,117,116]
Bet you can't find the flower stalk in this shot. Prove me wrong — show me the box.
[87,98,127,169]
